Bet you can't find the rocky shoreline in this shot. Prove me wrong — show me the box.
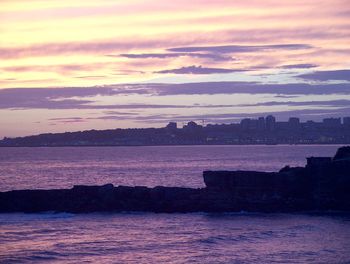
[1,147,349,213]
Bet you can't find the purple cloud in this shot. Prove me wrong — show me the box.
[297,70,350,81]
[0,86,151,109]
[236,99,350,107]
[1,82,350,110]
[167,44,312,53]
[154,82,350,96]
[280,63,318,69]
[155,65,242,74]
[118,52,231,61]
[0,41,313,60]
[49,117,86,123]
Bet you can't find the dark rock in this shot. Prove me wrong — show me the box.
[333,146,350,161]
[1,146,350,213]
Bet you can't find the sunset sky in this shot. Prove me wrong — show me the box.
[0,0,350,137]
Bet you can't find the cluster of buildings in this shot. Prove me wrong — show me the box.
[239,116,350,131]
[167,116,350,131]
[2,116,350,146]
[164,116,350,144]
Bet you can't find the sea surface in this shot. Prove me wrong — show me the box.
[1,145,350,263]
[0,144,344,191]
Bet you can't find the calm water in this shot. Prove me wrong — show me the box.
[0,145,343,191]
[1,145,350,263]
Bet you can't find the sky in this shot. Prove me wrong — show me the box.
[0,0,350,137]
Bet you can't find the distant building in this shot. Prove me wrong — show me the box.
[289,117,300,125]
[304,120,323,131]
[183,121,202,132]
[266,115,276,131]
[186,121,198,128]
[166,122,177,130]
[240,118,251,130]
[288,117,300,130]
[343,117,350,127]
[323,118,341,127]
[257,117,265,130]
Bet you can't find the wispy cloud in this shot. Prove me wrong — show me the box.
[297,69,350,81]
[236,99,350,107]
[119,52,231,61]
[48,117,86,123]
[0,86,150,109]
[155,82,350,96]
[167,44,313,53]
[0,42,313,59]
[2,63,109,74]
[1,82,350,110]
[280,63,318,69]
[155,65,242,74]
[0,39,172,59]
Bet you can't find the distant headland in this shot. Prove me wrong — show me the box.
[1,146,349,213]
[1,115,350,147]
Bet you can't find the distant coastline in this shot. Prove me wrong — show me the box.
[1,115,350,147]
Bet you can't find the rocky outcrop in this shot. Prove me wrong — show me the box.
[333,146,350,161]
[0,146,349,213]
[0,185,205,213]
[203,146,350,212]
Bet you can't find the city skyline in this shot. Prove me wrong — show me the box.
[2,114,350,147]
[2,113,350,138]
[1,0,350,137]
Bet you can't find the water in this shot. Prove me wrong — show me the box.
[0,145,342,191]
[1,213,350,263]
[1,145,350,263]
